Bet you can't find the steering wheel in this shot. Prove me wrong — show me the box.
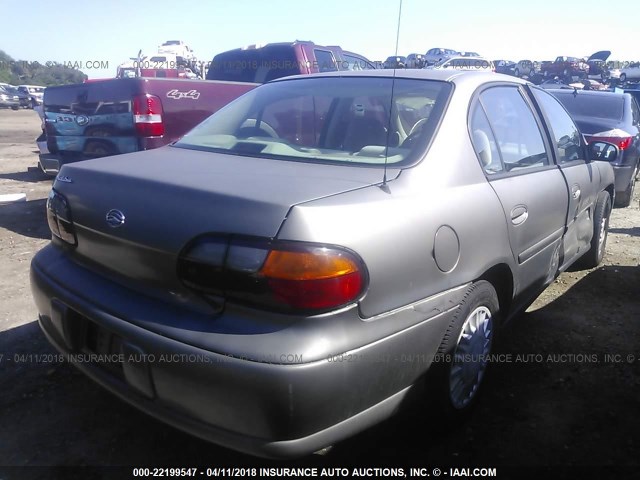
[237,119,279,139]
[408,118,428,137]
[401,118,428,147]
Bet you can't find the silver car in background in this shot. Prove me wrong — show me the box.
[31,70,615,458]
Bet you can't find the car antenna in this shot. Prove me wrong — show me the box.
[382,0,403,193]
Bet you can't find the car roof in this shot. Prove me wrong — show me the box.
[272,68,524,88]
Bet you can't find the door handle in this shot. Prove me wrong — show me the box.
[511,206,528,225]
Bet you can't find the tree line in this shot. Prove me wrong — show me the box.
[0,50,87,86]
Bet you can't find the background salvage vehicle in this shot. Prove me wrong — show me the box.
[0,85,21,110]
[493,60,516,76]
[423,47,459,66]
[619,62,640,83]
[540,56,590,81]
[31,70,615,459]
[514,59,539,78]
[550,89,640,207]
[40,41,374,176]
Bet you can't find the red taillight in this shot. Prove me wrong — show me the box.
[133,94,164,136]
[177,236,367,313]
[586,133,633,151]
[262,249,364,310]
[268,273,363,310]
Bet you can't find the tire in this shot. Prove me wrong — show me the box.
[615,172,635,208]
[431,281,499,416]
[578,191,611,268]
[620,73,627,83]
[83,140,114,157]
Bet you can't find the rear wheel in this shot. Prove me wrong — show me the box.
[83,140,114,157]
[431,281,499,415]
[620,73,627,83]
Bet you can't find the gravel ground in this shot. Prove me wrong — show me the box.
[0,109,639,478]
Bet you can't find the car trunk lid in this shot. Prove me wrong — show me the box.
[53,146,393,292]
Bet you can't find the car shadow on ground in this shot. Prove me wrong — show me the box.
[0,198,50,240]
[1,267,638,468]
[609,226,640,237]
[333,265,640,466]
[0,167,52,183]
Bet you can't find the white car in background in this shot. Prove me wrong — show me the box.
[620,63,640,83]
[424,47,458,66]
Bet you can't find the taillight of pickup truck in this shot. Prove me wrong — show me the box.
[133,94,164,136]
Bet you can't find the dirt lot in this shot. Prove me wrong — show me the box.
[0,109,639,476]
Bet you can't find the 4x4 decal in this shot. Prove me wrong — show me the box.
[166,89,201,100]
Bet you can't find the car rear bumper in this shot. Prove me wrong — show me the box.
[0,101,20,109]
[612,163,636,193]
[30,244,459,458]
[38,153,60,176]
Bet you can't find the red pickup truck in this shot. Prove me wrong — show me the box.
[540,56,590,80]
[39,41,375,175]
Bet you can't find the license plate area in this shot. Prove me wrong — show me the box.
[68,309,125,379]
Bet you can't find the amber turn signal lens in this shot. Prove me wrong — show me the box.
[261,249,359,280]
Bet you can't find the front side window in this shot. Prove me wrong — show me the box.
[532,88,583,163]
[479,87,549,171]
[176,77,452,167]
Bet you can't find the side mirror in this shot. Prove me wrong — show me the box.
[588,141,619,162]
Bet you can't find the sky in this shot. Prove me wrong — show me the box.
[0,0,637,79]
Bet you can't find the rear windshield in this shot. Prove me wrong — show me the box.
[553,93,624,121]
[206,46,300,83]
[44,81,134,114]
[175,76,452,167]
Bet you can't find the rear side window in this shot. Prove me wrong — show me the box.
[532,88,583,163]
[470,104,503,174]
[476,87,548,172]
[313,49,338,72]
